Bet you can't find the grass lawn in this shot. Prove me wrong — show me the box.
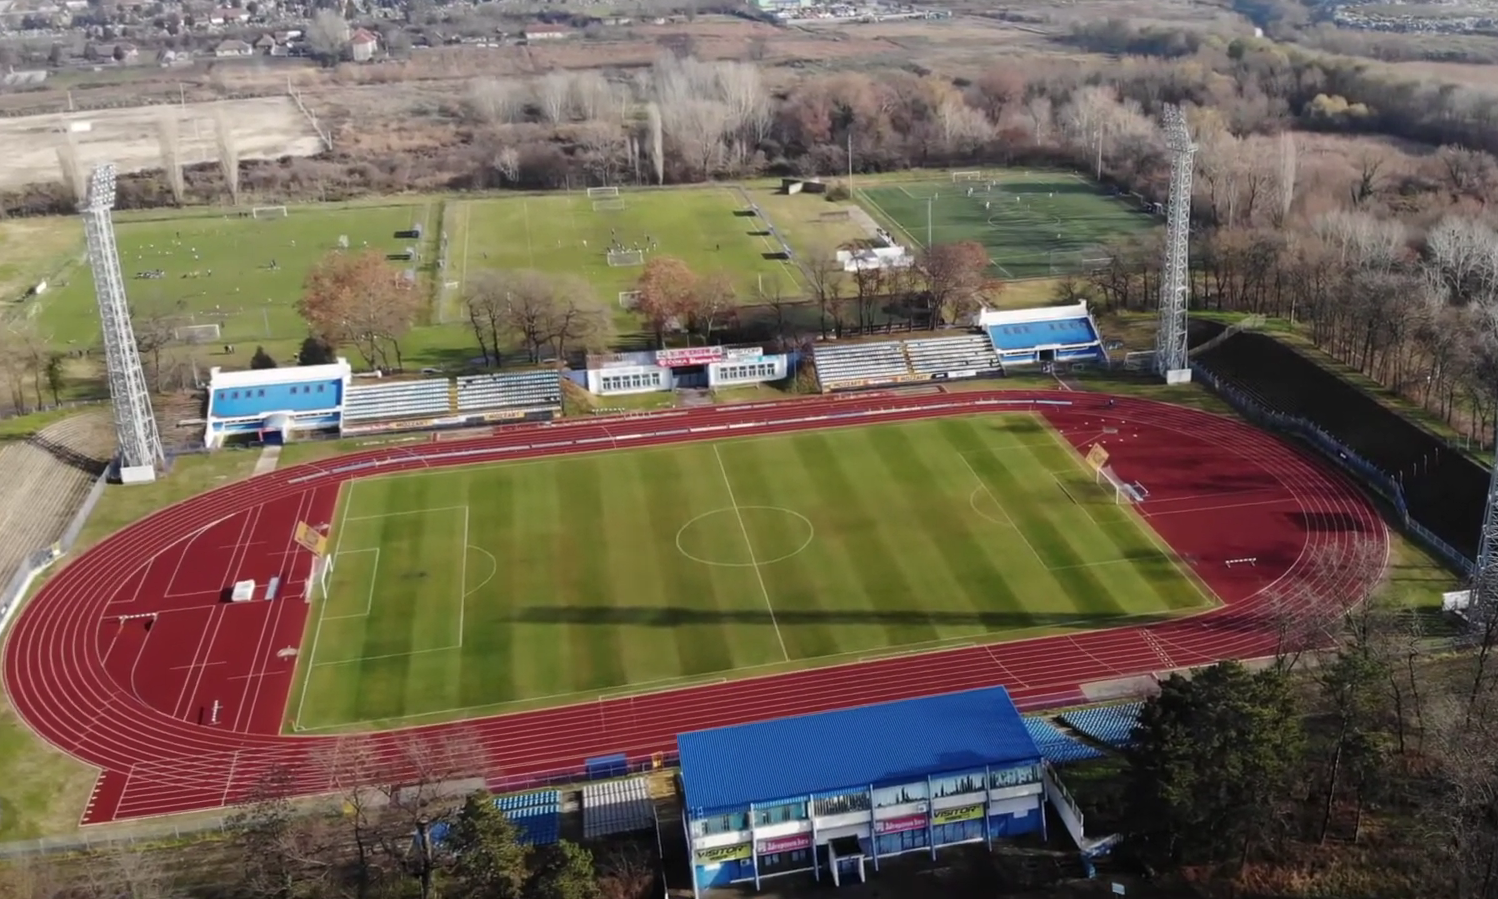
[289,413,1210,732]
[30,201,440,353]
[0,217,82,307]
[856,170,1157,280]
[445,187,806,313]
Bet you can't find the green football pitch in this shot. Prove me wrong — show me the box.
[290,414,1211,732]
[856,171,1157,280]
[444,187,805,314]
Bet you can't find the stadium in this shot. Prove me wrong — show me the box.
[0,163,1406,895]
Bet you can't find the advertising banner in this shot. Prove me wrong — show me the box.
[931,804,984,826]
[695,843,751,865]
[657,346,725,367]
[757,834,812,854]
[874,814,927,835]
[725,346,765,359]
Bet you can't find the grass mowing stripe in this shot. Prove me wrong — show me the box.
[459,471,515,708]
[509,461,567,701]
[555,456,626,692]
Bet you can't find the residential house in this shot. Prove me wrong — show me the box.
[210,6,249,25]
[349,26,378,61]
[253,33,275,53]
[113,42,138,61]
[214,38,252,56]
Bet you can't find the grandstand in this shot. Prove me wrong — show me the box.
[426,789,561,849]
[1059,703,1143,748]
[455,370,562,414]
[204,361,350,447]
[905,334,1002,377]
[582,777,654,839]
[342,379,450,423]
[811,333,1005,391]
[977,302,1106,367]
[1023,717,1107,765]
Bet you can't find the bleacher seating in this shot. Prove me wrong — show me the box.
[905,334,1002,376]
[1023,717,1107,765]
[812,341,911,387]
[0,412,111,595]
[986,317,1099,353]
[426,789,561,849]
[582,777,653,839]
[343,379,451,423]
[1059,703,1143,748]
[455,371,562,413]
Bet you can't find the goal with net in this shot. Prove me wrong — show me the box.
[174,323,221,343]
[950,171,983,182]
[607,249,644,267]
[618,290,641,309]
[251,205,288,219]
[1083,442,1146,504]
[586,186,620,199]
[593,198,626,211]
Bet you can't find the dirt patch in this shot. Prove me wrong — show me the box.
[0,95,325,191]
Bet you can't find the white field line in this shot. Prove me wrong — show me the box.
[292,478,355,728]
[713,444,789,662]
[958,452,1047,569]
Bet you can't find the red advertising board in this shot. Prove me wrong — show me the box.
[873,814,926,835]
[656,346,725,367]
[757,834,812,854]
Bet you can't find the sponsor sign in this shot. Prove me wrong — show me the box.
[931,804,984,826]
[726,346,765,359]
[1085,443,1110,471]
[757,834,812,854]
[947,369,978,379]
[656,346,725,367]
[873,814,927,835]
[695,843,751,865]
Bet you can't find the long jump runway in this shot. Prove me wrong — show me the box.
[0,391,1385,824]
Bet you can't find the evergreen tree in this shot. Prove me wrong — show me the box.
[443,792,529,899]
[250,345,278,369]
[527,841,598,899]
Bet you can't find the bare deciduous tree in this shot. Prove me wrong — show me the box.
[465,77,526,124]
[215,107,240,205]
[645,102,664,184]
[157,115,185,205]
[534,71,573,124]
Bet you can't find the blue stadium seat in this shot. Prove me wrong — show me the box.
[422,789,562,850]
[1059,703,1144,748]
[1023,717,1106,764]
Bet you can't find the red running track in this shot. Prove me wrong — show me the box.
[0,391,1385,825]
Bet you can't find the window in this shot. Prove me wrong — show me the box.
[758,848,811,875]
[753,801,807,826]
[696,812,748,835]
[875,827,928,857]
[989,763,1040,789]
[257,389,265,397]
[231,391,240,398]
[317,384,325,392]
[812,793,869,816]
[218,392,226,400]
[932,818,984,847]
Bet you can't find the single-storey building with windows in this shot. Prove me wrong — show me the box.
[676,686,1048,895]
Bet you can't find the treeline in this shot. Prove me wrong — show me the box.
[1112,544,1498,897]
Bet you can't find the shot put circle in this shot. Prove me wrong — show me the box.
[676,507,815,568]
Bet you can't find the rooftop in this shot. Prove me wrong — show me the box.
[677,686,1039,813]
[977,301,1092,328]
[208,359,350,389]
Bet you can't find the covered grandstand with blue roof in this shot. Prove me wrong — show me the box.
[978,301,1107,367]
[675,686,1051,894]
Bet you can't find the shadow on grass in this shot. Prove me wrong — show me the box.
[500,605,1199,632]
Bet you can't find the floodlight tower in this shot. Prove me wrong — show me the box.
[80,163,164,483]
[1155,104,1197,385]
[1473,422,1498,623]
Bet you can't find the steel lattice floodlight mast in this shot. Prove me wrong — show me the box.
[1155,104,1196,385]
[1472,418,1498,623]
[81,163,165,483]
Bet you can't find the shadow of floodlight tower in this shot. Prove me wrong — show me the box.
[1155,104,1197,386]
[80,163,165,484]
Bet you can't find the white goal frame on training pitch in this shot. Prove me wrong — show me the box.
[618,290,641,309]
[950,171,983,182]
[1096,465,1145,504]
[251,205,288,219]
[593,198,626,211]
[586,186,620,199]
[607,249,644,267]
[174,323,222,343]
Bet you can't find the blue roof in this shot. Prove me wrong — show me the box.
[676,686,1040,812]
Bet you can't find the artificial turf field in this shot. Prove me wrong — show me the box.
[290,413,1211,732]
[856,171,1157,280]
[445,188,806,310]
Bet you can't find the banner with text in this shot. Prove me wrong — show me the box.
[695,843,752,865]
[757,834,812,854]
[931,804,984,826]
[874,814,928,835]
[657,346,725,367]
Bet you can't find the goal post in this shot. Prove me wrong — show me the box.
[592,198,626,211]
[950,170,982,182]
[607,249,644,267]
[586,186,620,198]
[251,205,288,219]
[174,323,221,343]
[618,290,641,309]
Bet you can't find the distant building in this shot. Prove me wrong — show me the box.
[520,24,570,41]
[213,38,253,57]
[253,34,276,53]
[349,27,378,61]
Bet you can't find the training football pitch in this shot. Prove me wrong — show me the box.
[856,171,1157,280]
[34,202,438,351]
[445,187,805,311]
[290,414,1212,732]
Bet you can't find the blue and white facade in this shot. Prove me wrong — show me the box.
[978,301,1106,366]
[583,346,791,396]
[676,687,1047,895]
[205,360,351,447]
